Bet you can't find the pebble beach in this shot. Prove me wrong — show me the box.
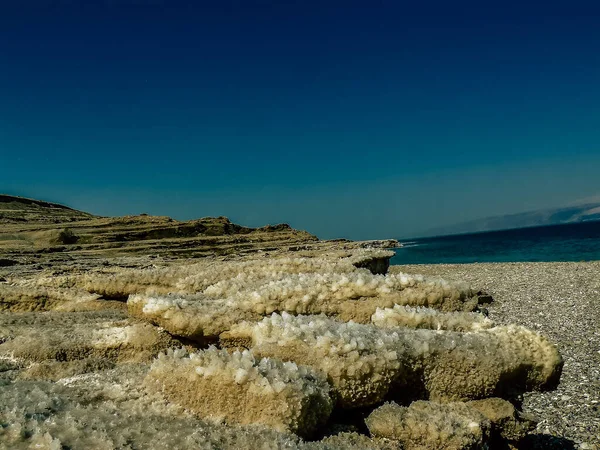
[392,262,600,449]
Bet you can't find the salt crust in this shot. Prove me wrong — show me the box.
[4,253,477,340]
[371,304,494,331]
[0,366,530,450]
[146,346,333,437]
[24,254,366,298]
[128,293,260,339]
[365,401,492,450]
[202,271,473,313]
[17,251,473,309]
[224,312,403,408]
[127,259,477,339]
[0,315,178,365]
[466,397,535,441]
[0,253,562,448]
[0,366,320,450]
[0,284,100,312]
[223,313,563,406]
[365,398,535,449]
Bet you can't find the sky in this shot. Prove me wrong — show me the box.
[1,0,599,239]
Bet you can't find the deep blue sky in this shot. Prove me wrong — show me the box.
[1,0,599,239]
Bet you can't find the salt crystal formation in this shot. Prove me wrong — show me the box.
[0,285,101,312]
[365,398,536,450]
[365,401,492,450]
[17,252,391,303]
[371,304,494,332]
[128,293,261,341]
[203,271,476,315]
[466,397,536,442]
[0,366,310,450]
[127,260,479,340]
[222,313,403,408]
[0,311,178,367]
[0,250,565,448]
[145,347,333,437]
[8,251,476,317]
[222,313,562,406]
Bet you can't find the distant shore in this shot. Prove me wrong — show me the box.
[391,261,600,449]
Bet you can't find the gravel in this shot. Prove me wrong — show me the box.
[392,262,600,450]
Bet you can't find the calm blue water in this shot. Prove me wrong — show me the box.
[391,221,600,265]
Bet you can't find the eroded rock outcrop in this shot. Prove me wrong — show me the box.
[350,250,393,275]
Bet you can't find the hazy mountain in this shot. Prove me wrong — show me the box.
[423,202,600,237]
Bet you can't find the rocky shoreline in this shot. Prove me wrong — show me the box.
[0,196,591,449]
[392,262,600,449]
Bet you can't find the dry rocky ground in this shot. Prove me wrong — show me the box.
[0,195,593,449]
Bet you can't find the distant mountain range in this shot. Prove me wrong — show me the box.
[424,202,600,237]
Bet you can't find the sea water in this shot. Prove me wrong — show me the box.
[391,221,600,265]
